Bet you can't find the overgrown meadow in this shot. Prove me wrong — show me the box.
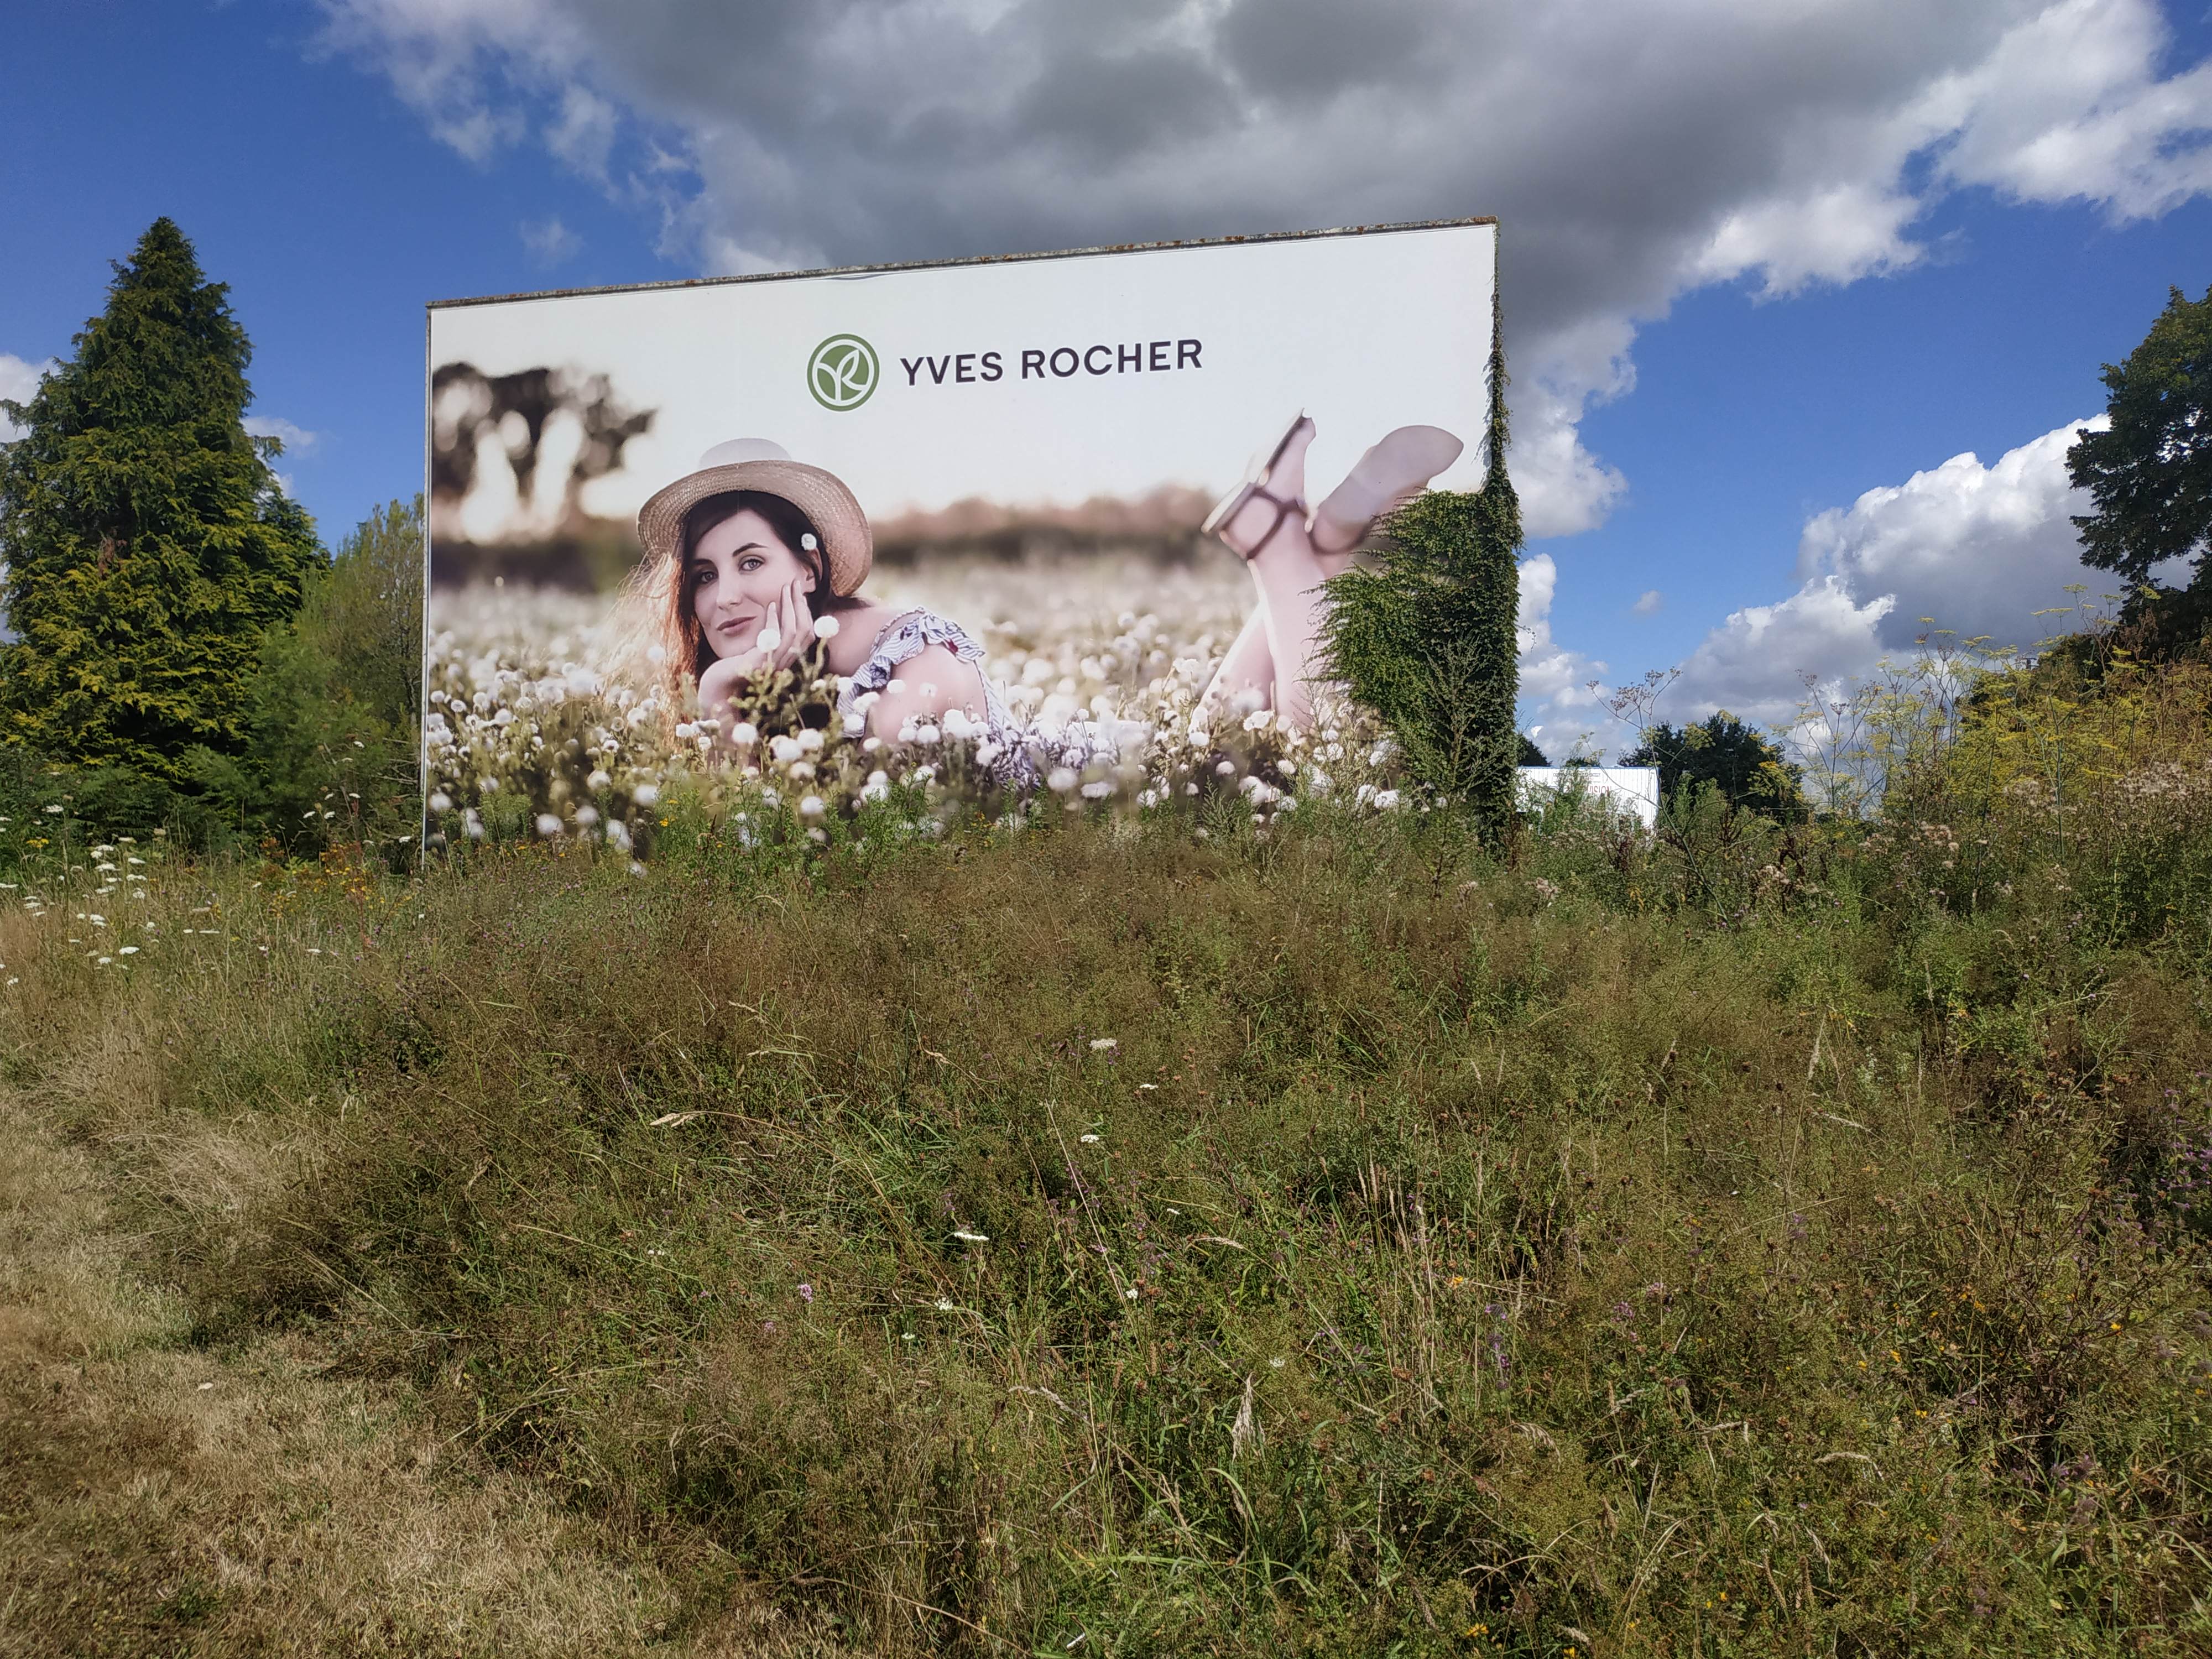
[6,654,2212,1657]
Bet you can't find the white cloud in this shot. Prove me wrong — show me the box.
[1517,551,1614,757]
[1672,577,1899,730]
[520,214,583,265]
[1524,415,2117,753]
[1933,0,2212,218]
[243,413,320,455]
[0,353,54,441]
[545,84,617,180]
[1794,415,2115,648]
[315,0,2212,544]
[1659,415,2111,733]
[1633,589,1663,615]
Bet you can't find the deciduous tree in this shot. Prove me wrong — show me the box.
[2069,284,2212,596]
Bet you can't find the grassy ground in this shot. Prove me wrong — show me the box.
[5,738,2212,1653]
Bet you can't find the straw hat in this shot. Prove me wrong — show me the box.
[637,439,873,594]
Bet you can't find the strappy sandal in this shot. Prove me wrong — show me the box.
[1202,413,1315,560]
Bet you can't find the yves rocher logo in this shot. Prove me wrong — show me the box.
[806,334,880,410]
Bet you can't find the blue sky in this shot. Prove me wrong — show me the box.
[6,0,2210,754]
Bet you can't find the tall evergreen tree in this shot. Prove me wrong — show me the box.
[0,218,321,778]
[1322,293,1522,832]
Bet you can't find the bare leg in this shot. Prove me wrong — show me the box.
[1201,411,1372,729]
[1245,518,1334,732]
[1198,608,1274,724]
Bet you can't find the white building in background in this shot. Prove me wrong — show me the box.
[1516,766,1661,828]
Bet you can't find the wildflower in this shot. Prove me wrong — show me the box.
[1372,788,1401,811]
[769,734,802,764]
[1079,1133,1101,1145]
[813,615,841,640]
[605,819,633,853]
[1270,1357,1285,1368]
[754,624,782,653]
[118,945,139,955]
[633,784,660,807]
[1090,1038,1118,1053]
[952,1230,990,1244]
[1080,780,1114,800]
[799,795,826,822]
[1047,766,1078,794]
[797,1282,814,1304]
[586,769,612,792]
[934,1298,954,1312]
[1214,759,1235,776]
[535,814,563,838]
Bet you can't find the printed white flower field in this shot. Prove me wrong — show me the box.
[424,550,1407,848]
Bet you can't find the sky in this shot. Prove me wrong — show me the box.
[4,0,2210,757]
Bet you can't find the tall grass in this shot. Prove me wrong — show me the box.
[5,658,2212,1655]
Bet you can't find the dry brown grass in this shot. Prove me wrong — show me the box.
[0,1073,850,1656]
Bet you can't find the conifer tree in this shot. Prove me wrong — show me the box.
[1322,298,1521,833]
[0,218,321,778]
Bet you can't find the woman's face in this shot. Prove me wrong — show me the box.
[686,507,814,658]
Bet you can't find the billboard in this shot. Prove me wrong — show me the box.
[424,219,1498,842]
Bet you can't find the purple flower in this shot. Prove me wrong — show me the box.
[797,1282,813,1305]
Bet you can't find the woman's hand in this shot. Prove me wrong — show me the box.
[697,579,818,740]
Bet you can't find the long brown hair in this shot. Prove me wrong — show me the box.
[646,489,866,703]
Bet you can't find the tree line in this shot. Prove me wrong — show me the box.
[1,218,2202,852]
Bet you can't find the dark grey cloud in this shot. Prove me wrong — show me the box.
[321,0,2212,532]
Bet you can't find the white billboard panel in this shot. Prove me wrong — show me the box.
[424,220,1497,832]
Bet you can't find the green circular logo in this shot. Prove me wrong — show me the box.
[807,333,879,411]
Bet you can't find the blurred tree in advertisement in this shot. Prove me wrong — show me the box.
[0,218,322,778]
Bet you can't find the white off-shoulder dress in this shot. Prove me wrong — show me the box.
[836,608,1038,786]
